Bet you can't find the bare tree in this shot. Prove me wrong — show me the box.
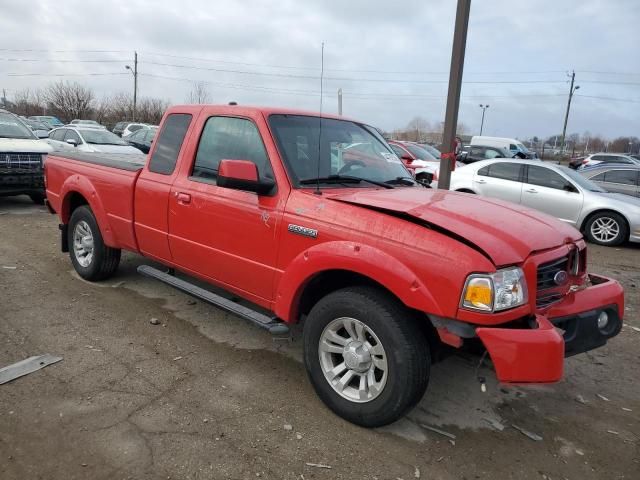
[186,82,211,104]
[44,81,95,122]
[11,88,46,116]
[406,116,430,142]
[136,97,170,124]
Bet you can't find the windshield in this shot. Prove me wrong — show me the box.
[0,112,36,139]
[405,144,437,161]
[516,142,529,153]
[268,115,412,187]
[80,129,128,145]
[560,165,607,192]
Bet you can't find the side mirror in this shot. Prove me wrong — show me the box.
[36,131,49,139]
[218,159,275,195]
[401,154,413,163]
[66,138,78,147]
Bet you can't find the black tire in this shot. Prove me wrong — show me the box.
[68,205,121,280]
[29,193,45,205]
[584,211,628,246]
[303,286,430,427]
[456,189,476,194]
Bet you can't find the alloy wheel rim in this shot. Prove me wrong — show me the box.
[318,317,388,403]
[591,217,620,243]
[73,220,94,267]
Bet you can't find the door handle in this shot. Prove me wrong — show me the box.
[475,179,487,184]
[175,192,191,204]
[525,188,537,193]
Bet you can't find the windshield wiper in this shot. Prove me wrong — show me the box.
[299,175,394,189]
[385,176,416,186]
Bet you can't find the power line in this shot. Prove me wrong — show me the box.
[0,48,128,53]
[0,58,128,63]
[575,94,640,103]
[6,72,131,77]
[142,61,570,84]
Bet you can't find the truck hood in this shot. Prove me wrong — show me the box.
[326,188,581,266]
[0,138,53,153]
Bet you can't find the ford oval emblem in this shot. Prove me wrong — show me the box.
[554,271,569,286]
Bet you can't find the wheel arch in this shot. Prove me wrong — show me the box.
[59,176,116,246]
[274,242,444,349]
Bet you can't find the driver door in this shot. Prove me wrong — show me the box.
[168,114,283,303]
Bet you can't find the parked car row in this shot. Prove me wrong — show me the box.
[569,153,640,170]
[449,159,640,246]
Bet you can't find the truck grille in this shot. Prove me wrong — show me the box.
[536,256,569,308]
[0,153,43,174]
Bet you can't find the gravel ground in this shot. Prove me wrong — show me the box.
[1,195,638,480]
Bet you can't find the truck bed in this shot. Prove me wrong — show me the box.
[45,151,146,252]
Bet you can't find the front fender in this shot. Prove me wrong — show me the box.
[59,175,116,247]
[274,241,443,322]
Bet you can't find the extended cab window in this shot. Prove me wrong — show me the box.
[192,116,273,182]
[526,165,568,190]
[148,114,192,175]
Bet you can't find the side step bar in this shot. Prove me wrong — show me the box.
[137,265,290,336]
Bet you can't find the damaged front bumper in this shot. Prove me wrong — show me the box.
[476,274,623,384]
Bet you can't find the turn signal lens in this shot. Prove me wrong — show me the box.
[461,267,528,313]
[462,277,493,311]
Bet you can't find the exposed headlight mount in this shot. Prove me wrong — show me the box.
[461,267,528,312]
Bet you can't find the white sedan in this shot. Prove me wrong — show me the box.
[449,159,640,246]
[46,126,142,154]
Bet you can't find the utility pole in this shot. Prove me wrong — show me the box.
[560,71,579,153]
[438,0,471,190]
[479,104,489,135]
[1,89,6,109]
[126,51,138,121]
[337,88,343,115]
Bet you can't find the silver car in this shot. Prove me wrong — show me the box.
[580,165,640,198]
[449,159,640,246]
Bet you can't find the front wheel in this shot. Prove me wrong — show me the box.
[303,286,430,427]
[68,205,121,280]
[584,212,628,246]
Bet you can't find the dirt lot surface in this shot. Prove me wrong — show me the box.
[1,195,638,480]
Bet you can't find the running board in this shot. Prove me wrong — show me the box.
[137,265,290,336]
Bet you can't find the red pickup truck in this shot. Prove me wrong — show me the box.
[44,104,624,427]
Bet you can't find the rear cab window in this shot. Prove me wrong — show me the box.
[148,114,192,175]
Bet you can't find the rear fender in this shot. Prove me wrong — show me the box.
[274,241,442,322]
[59,175,116,247]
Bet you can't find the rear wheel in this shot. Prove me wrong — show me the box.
[584,212,628,246]
[303,286,430,427]
[68,206,121,280]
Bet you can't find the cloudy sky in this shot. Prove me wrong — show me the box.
[1,0,638,140]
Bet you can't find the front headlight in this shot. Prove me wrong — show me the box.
[461,267,527,312]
